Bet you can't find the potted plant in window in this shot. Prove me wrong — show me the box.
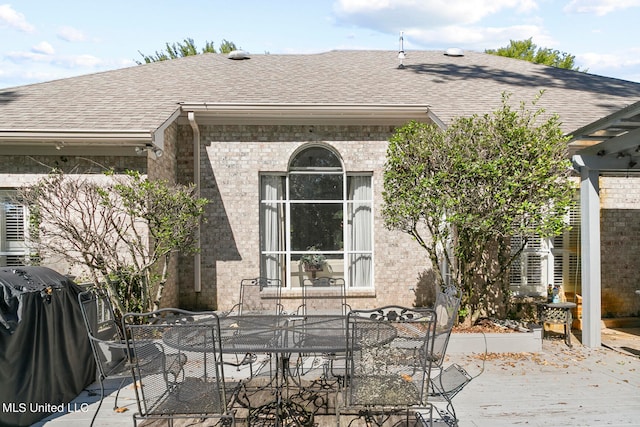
[299,245,327,279]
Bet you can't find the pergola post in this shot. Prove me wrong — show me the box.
[579,165,602,348]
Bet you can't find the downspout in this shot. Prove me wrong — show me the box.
[188,112,202,293]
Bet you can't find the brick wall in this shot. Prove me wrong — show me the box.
[0,154,146,279]
[147,122,181,308]
[175,124,431,311]
[599,176,640,317]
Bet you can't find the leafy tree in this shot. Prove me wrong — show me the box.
[19,169,208,317]
[137,37,238,64]
[486,38,583,71]
[383,92,574,322]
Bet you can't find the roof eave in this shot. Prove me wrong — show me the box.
[179,103,433,125]
[0,129,153,145]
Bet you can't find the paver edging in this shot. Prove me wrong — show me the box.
[447,325,542,354]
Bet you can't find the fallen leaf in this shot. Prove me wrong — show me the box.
[114,407,128,413]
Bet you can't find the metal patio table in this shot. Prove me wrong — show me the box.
[537,302,577,347]
[164,314,398,426]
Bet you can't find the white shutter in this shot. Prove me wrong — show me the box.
[552,200,581,295]
[1,191,28,266]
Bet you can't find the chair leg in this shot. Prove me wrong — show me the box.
[90,377,106,427]
[112,376,127,409]
[90,375,127,426]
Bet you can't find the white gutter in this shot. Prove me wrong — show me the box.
[179,103,431,124]
[188,112,202,293]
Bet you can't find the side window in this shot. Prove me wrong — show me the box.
[509,196,580,297]
[0,190,28,267]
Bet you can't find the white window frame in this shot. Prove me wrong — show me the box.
[259,146,374,289]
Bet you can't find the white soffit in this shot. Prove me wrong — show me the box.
[569,101,640,172]
[569,101,640,156]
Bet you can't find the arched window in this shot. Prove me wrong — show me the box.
[260,145,373,288]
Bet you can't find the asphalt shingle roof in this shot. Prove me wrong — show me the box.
[1,50,640,134]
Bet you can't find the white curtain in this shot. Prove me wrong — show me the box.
[347,176,372,287]
[261,176,283,282]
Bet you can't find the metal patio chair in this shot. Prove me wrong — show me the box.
[337,305,438,426]
[77,289,132,427]
[123,308,236,426]
[295,278,351,382]
[78,290,190,426]
[431,285,461,366]
[224,277,283,376]
[427,285,479,427]
[227,277,283,316]
[299,277,349,316]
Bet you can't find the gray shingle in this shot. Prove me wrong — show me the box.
[1,50,639,134]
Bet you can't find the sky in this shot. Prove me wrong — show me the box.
[1,0,640,89]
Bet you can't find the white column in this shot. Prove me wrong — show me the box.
[580,166,601,348]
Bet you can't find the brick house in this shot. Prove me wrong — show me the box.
[1,50,639,346]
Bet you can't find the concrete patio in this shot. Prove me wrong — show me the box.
[28,326,640,427]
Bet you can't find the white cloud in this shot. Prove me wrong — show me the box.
[7,50,106,69]
[563,0,640,16]
[574,48,640,82]
[57,26,86,42]
[59,54,102,68]
[5,50,50,63]
[578,50,640,71]
[401,24,552,51]
[0,4,35,32]
[333,0,538,31]
[32,41,55,55]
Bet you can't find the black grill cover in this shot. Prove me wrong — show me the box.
[0,267,95,427]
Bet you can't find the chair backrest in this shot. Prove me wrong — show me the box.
[237,277,282,315]
[345,305,437,408]
[300,277,348,316]
[431,285,461,366]
[123,309,232,421]
[78,289,127,378]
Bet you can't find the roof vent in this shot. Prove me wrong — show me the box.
[444,47,464,57]
[227,50,250,60]
[397,31,406,69]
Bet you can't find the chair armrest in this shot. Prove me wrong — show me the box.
[220,304,241,317]
[87,335,129,349]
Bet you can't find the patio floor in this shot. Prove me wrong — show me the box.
[30,328,640,427]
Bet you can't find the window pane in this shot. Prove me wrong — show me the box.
[348,253,372,287]
[290,146,342,169]
[290,203,343,251]
[346,176,372,287]
[290,174,343,200]
[260,176,285,283]
[347,176,372,200]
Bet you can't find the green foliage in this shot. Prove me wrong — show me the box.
[19,169,208,317]
[102,170,207,258]
[108,266,146,314]
[383,92,575,320]
[299,245,327,269]
[485,38,584,71]
[137,37,238,64]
